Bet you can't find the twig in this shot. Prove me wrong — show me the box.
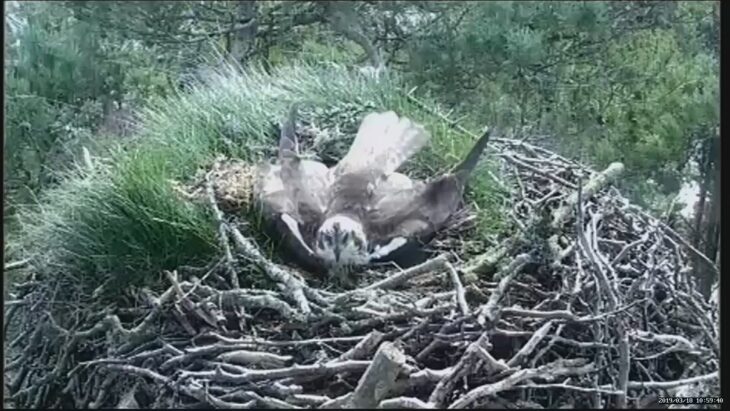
[616,332,630,408]
[335,330,385,362]
[227,223,313,315]
[501,308,579,322]
[517,383,623,396]
[552,162,625,229]
[178,360,371,383]
[476,253,531,326]
[502,154,577,189]
[445,261,469,316]
[506,320,554,367]
[4,258,30,271]
[428,333,495,407]
[602,371,719,390]
[378,397,433,409]
[361,254,448,292]
[346,342,406,408]
[206,171,240,288]
[216,350,292,368]
[448,359,597,408]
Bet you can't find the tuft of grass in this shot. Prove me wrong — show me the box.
[10,61,507,293]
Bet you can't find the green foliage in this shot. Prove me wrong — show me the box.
[4,1,178,221]
[393,1,718,209]
[11,62,506,292]
[9,5,111,102]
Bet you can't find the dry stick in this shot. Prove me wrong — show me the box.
[611,232,650,266]
[415,316,468,362]
[463,237,512,281]
[501,308,579,322]
[44,309,152,361]
[226,223,312,315]
[205,173,239,289]
[502,302,640,323]
[473,345,510,375]
[209,331,367,348]
[502,154,577,189]
[289,394,332,407]
[335,330,385,362]
[362,254,448,292]
[114,382,140,409]
[346,342,407,409]
[506,320,554,368]
[575,186,618,311]
[258,397,302,409]
[180,257,223,301]
[216,350,292,369]
[160,342,293,372]
[476,253,532,326]
[428,333,503,408]
[378,397,432,409]
[408,367,454,387]
[104,364,237,408]
[552,162,625,230]
[616,332,631,408]
[171,306,196,336]
[516,383,623,396]
[165,270,218,328]
[599,371,719,391]
[320,393,352,409]
[444,261,469,316]
[625,204,720,276]
[124,343,182,363]
[448,359,597,409]
[575,174,631,407]
[206,288,297,318]
[178,359,371,383]
[279,331,389,397]
[4,258,30,271]
[630,330,698,350]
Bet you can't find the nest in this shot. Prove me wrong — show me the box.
[171,156,256,214]
[4,132,721,409]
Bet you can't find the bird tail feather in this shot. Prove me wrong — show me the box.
[278,103,302,159]
[452,129,492,185]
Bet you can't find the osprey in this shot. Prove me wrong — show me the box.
[253,105,491,284]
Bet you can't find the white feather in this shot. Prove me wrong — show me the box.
[281,213,315,255]
[315,215,370,266]
[257,160,331,215]
[335,112,430,178]
[370,237,408,260]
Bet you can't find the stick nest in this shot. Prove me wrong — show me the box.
[5,135,720,409]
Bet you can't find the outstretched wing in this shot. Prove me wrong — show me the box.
[367,174,463,244]
[326,112,430,217]
[334,111,429,179]
[365,130,493,263]
[253,105,331,271]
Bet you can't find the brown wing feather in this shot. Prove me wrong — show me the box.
[254,160,329,271]
[365,129,492,246]
[366,174,463,244]
[253,103,333,271]
[326,112,429,219]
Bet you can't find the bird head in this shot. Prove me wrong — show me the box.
[315,214,370,269]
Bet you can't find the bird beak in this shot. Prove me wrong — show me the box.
[334,243,341,262]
